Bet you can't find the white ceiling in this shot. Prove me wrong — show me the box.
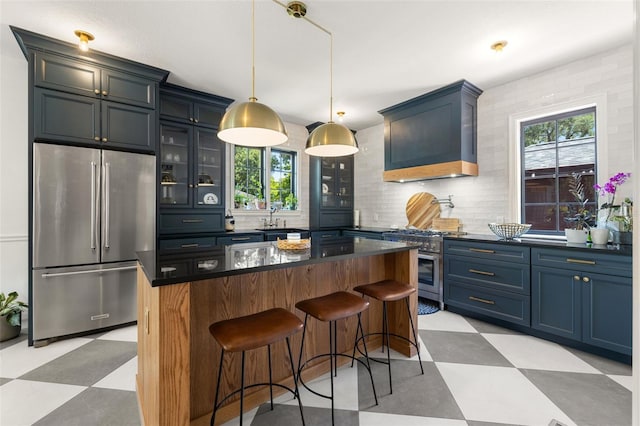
[1,0,634,131]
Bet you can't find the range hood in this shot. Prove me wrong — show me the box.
[379,80,483,182]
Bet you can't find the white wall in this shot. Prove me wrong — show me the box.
[354,45,634,234]
[0,23,29,299]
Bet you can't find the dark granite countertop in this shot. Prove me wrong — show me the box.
[445,233,632,256]
[138,237,415,287]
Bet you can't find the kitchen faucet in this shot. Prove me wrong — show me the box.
[268,206,278,228]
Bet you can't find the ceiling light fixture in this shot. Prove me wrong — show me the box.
[218,0,288,147]
[336,111,345,122]
[275,0,358,157]
[74,30,94,52]
[490,40,508,52]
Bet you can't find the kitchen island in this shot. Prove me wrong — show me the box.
[136,237,418,426]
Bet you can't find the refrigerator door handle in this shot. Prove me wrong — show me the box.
[90,161,97,250]
[41,265,137,278]
[104,162,110,249]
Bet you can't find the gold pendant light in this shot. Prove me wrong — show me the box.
[276,0,358,157]
[218,0,288,147]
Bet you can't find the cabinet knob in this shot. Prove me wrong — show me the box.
[194,118,199,123]
[94,89,100,95]
[102,90,108,96]
[582,276,590,283]
[102,137,107,142]
[94,136,100,141]
[574,275,580,281]
[188,184,194,188]
[189,117,194,122]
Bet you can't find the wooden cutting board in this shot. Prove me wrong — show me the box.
[406,192,440,229]
[432,218,460,232]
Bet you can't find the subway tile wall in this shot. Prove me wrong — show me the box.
[354,45,634,234]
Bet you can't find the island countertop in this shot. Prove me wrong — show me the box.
[138,237,414,287]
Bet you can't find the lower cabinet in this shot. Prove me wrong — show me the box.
[216,234,264,245]
[158,236,217,250]
[531,247,632,355]
[341,230,384,240]
[310,230,341,240]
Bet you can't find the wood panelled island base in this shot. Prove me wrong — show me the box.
[136,240,417,426]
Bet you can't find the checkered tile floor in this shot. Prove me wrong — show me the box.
[0,310,632,425]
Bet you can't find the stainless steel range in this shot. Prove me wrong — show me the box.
[382,229,449,309]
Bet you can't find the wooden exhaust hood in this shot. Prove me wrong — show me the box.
[379,80,482,182]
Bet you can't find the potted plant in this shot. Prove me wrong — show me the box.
[594,173,632,244]
[285,193,297,210]
[0,291,27,341]
[564,172,594,243]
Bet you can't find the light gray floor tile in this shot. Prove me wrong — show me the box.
[464,317,524,335]
[420,330,513,367]
[359,359,464,420]
[564,347,632,376]
[466,421,524,426]
[32,387,139,426]
[19,340,136,386]
[521,368,631,426]
[0,377,12,386]
[252,403,357,426]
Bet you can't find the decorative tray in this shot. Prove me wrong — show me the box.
[277,238,311,250]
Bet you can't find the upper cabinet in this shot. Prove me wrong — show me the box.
[379,80,482,182]
[309,155,354,229]
[12,26,169,153]
[158,84,233,236]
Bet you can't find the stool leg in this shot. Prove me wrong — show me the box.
[406,297,424,374]
[286,336,305,425]
[211,349,225,426]
[357,313,378,406]
[240,350,245,426]
[329,320,335,425]
[333,320,338,377]
[268,344,274,410]
[383,301,392,394]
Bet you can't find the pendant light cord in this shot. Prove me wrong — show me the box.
[251,0,256,101]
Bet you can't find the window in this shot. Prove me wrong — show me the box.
[233,146,297,211]
[521,107,596,234]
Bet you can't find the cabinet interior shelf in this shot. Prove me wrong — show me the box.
[197,183,216,187]
[161,182,178,185]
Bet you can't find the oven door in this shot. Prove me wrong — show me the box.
[417,252,441,302]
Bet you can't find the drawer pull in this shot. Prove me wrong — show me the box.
[232,237,251,241]
[182,219,204,224]
[469,248,495,254]
[566,258,596,265]
[574,275,581,281]
[469,296,495,305]
[582,276,590,283]
[469,268,495,276]
[181,243,199,248]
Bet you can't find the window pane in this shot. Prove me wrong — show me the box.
[234,146,264,210]
[524,178,555,204]
[523,121,555,147]
[270,149,296,210]
[557,112,595,141]
[524,205,557,230]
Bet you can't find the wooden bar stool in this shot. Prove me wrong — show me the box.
[352,280,423,394]
[208,308,305,426]
[295,291,378,425]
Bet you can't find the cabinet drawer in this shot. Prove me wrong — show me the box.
[445,281,530,326]
[444,240,530,263]
[531,248,632,277]
[342,230,383,240]
[159,212,224,234]
[216,234,264,245]
[445,255,530,295]
[311,230,341,240]
[319,211,353,228]
[158,237,217,250]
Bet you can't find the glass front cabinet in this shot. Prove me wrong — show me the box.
[309,154,355,229]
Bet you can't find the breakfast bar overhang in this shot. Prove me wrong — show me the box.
[135,237,418,425]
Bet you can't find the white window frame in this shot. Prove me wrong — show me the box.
[508,94,608,238]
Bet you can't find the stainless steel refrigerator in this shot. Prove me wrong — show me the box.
[31,143,155,343]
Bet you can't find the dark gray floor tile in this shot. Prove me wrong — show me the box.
[564,347,632,376]
[358,359,464,420]
[0,377,12,386]
[252,403,357,426]
[464,317,524,335]
[521,369,631,426]
[420,330,513,367]
[19,340,136,386]
[33,387,140,426]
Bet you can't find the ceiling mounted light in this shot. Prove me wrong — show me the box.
[74,30,94,52]
[336,111,345,122]
[490,40,508,52]
[275,0,358,157]
[218,0,288,147]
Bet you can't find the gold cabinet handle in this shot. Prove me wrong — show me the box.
[102,137,107,142]
[94,136,100,141]
[94,89,100,95]
[189,117,194,122]
[469,269,495,276]
[181,243,199,248]
[102,90,108,96]
[194,118,199,123]
[469,248,495,254]
[469,296,495,305]
[144,307,149,335]
[232,237,251,241]
[566,258,596,265]
[582,276,590,283]
[574,275,581,281]
[182,219,204,224]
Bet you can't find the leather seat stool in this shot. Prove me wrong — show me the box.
[208,308,305,426]
[352,280,423,394]
[295,291,378,425]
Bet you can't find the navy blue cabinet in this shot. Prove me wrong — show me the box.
[341,230,383,240]
[308,155,354,229]
[444,240,531,326]
[531,247,632,355]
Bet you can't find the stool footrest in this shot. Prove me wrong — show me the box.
[213,382,300,412]
[353,332,420,365]
[298,353,373,400]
